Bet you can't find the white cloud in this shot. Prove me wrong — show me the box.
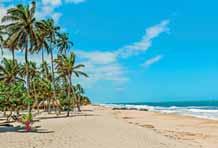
[75,50,128,87]
[76,50,117,65]
[36,2,61,22]
[142,54,164,68]
[0,0,13,2]
[42,0,62,7]
[83,62,127,83]
[35,5,53,19]
[65,0,86,4]
[41,0,85,6]
[117,20,169,58]
[37,0,85,22]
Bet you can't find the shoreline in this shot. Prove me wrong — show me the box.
[0,105,217,148]
[107,105,218,148]
[99,103,218,121]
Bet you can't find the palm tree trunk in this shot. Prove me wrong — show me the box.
[76,95,81,112]
[0,48,3,56]
[25,41,31,114]
[11,49,15,64]
[66,74,73,117]
[67,75,76,117]
[49,49,57,113]
[66,83,71,117]
[33,81,38,112]
[41,48,44,63]
[37,104,40,113]
[3,107,6,117]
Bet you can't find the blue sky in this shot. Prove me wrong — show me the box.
[1,0,218,103]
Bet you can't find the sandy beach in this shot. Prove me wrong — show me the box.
[0,105,217,148]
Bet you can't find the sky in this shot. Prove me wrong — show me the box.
[1,0,218,103]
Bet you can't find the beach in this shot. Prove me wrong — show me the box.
[0,105,217,148]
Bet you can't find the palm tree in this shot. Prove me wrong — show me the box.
[2,1,39,113]
[20,61,38,81]
[37,78,53,111]
[74,84,84,112]
[0,1,91,121]
[20,61,39,111]
[0,81,27,119]
[55,52,88,116]
[0,58,23,83]
[40,61,52,81]
[35,19,60,113]
[34,28,49,64]
[0,25,17,62]
[80,96,91,105]
[57,32,73,55]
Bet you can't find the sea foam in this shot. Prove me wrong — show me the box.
[100,102,218,120]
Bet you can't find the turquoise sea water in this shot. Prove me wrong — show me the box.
[102,100,218,120]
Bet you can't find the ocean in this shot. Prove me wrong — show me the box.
[101,100,218,120]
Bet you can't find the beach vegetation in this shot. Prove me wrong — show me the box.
[0,1,91,129]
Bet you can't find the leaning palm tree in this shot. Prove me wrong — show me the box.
[55,52,88,116]
[2,1,39,113]
[57,32,73,55]
[35,19,60,113]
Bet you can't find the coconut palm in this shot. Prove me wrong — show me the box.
[55,52,88,116]
[40,61,52,81]
[38,78,53,111]
[19,61,38,81]
[0,1,90,123]
[80,96,91,105]
[35,19,60,113]
[0,81,28,120]
[35,30,49,64]
[2,1,39,113]
[74,84,84,112]
[0,25,18,62]
[0,58,23,83]
[57,32,73,55]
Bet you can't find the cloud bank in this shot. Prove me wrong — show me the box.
[76,20,169,86]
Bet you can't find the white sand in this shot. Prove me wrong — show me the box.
[0,105,214,148]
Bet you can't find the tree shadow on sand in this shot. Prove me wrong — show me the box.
[38,113,97,120]
[81,109,94,112]
[0,111,96,133]
[0,125,54,133]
